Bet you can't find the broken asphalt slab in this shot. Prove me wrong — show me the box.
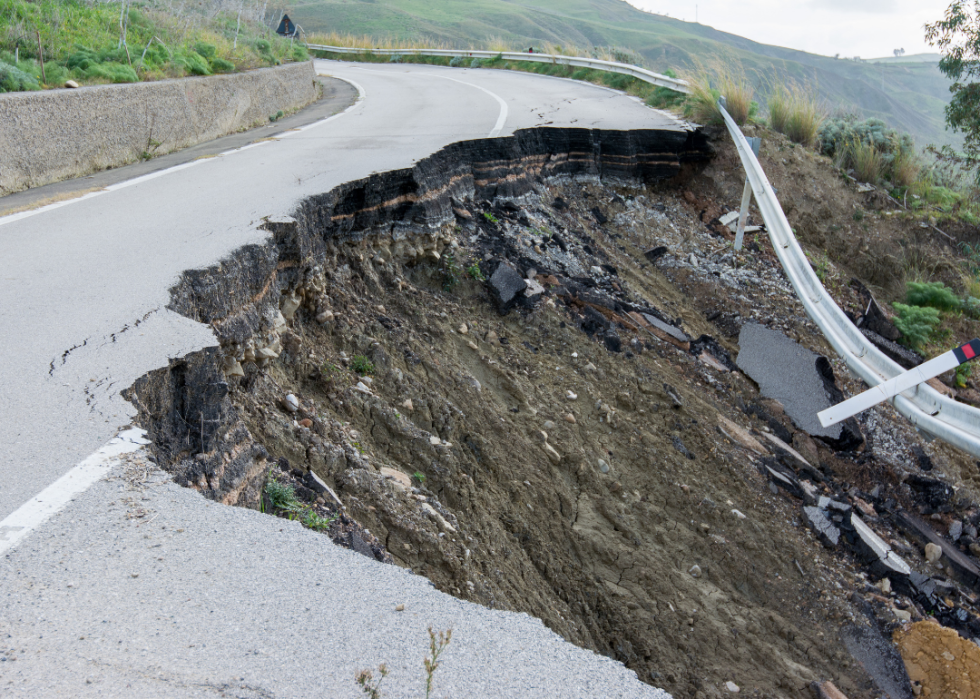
[736,322,859,445]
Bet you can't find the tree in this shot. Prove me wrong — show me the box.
[926,1,980,165]
[893,48,905,57]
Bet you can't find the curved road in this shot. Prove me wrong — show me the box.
[0,61,682,697]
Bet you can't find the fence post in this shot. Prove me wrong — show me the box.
[734,136,760,251]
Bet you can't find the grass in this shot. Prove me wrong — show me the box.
[767,80,823,147]
[0,0,306,92]
[850,139,885,184]
[264,474,338,530]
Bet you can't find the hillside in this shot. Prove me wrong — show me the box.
[294,0,956,148]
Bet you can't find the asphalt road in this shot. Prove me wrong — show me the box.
[0,60,684,697]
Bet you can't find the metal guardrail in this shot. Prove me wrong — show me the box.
[309,43,980,457]
[306,45,690,93]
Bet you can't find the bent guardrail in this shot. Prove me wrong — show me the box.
[308,43,980,458]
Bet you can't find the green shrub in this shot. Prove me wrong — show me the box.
[291,44,309,62]
[768,81,790,133]
[173,50,211,76]
[820,115,916,183]
[351,355,375,375]
[210,57,235,73]
[265,477,301,512]
[79,61,138,83]
[892,303,941,351]
[255,39,272,55]
[645,69,686,109]
[905,281,961,311]
[449,55,466,68]
[193,42,216,60]
[0,61,40,91]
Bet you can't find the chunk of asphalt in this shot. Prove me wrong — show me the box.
[904,474,952,508]
[846,512,911,584]
[896,511,980,591]
[488,261,527,314]
[804,506,840,548]
[644,246,668,263]
[859,328,922,370]
[641,313,690,344]
[817,495,851,514]
[736,322,841,440]
[911,445,933,471]
[840,624,915,699]
[763,463,803,499]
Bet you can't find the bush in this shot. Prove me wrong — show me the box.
[173,50,211,76]
[470,58,483,68]
[78,61,138,83]
[645,68,686,109]
[291,44,309,62]
[0,60,39,91]
[210,57,235,73]
[820,115,916,183]
[351,355,375,375]
[892,303,941,351]
[768,81,790,133]
[906,281,961,311]
[192,42,216,60]
[683,72,722,125]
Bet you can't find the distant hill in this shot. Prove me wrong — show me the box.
[866,53,942,64]
[291,0,957,148]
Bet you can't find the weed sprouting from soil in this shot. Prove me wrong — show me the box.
[356,663,388,699]
[424,627,452,699]
[351,355,375,375]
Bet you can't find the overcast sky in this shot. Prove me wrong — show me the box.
[624,0,952,59]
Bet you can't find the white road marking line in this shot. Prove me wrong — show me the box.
[0,428,149,556]
[0,76,366,229]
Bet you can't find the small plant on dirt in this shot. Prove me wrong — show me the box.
[852,209,864,222]
[906,281,962,312]
[356,663,388,699]
[892,303,942,351]
[413,470,426,485]
[424,627,452,699]
[269,109,285,122]
[302,508,338,531]
[956,362,973,388]
[441,252,462,291]
[351,355,375,375]
[482,211,498,224]
[265,476,302,512]
[467,262,486,281]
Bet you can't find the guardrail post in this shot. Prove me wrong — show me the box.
[734,136,760,251]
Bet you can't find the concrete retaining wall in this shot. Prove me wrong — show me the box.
[0,61,319,196]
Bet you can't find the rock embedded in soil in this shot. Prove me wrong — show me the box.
[804,506,841,548]
[487,260,527,314]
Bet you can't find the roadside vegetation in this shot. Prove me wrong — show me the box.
[0,0,308,92]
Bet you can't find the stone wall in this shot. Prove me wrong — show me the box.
[0,61,318,196]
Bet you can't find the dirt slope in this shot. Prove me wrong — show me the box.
[128,125,980,699]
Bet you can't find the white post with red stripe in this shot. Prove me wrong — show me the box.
[818,339,980,427]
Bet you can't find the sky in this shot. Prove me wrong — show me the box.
[624,0,952,59]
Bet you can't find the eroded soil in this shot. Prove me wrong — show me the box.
[129,126,980,699]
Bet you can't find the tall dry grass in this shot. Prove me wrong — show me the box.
[717,69,754,125]
[768,81,790,133]
[766,79,823,146]
[850,140,884,183]
[891,148,922,187]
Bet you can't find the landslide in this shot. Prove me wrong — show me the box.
[127,124,980,699]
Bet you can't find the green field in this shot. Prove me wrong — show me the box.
[295,0,956,148]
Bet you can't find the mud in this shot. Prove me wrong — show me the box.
[125,125,980,699]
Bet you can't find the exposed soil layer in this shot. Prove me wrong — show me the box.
[126,125,980,699]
